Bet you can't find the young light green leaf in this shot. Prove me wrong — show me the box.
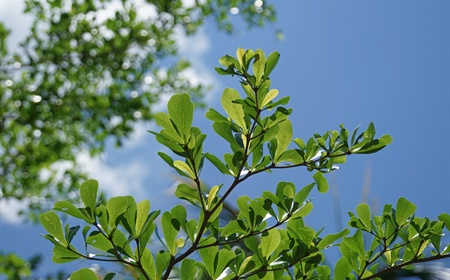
[221,88,247,132]
[173,160,196,179]
[261,89,279,108]
[356,203,372,231]
[253,49,266,85]
[136,200,150,236]
[70,268,98,280]
[40,212,67,246]
[313,171,329,193]
[396,197,416,226]
[167,93,194,143]
[207,185,220,209]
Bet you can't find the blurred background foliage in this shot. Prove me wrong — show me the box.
[0,0,276,221]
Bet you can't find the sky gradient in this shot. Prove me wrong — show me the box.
[1,0,449,277]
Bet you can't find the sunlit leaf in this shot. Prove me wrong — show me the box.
[39,212,67,246]
[167,94,194,143]
[396,197,416,226]
[70,268,98,280]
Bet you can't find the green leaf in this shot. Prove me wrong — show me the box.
[213,249,236,279]
[205,108,229,123]
[103,272,116,280]
[317,229,350,249]
[313,171,329,193]
[213,122,243,152]
[80,179,98,220]
[181,259,198,280]
[40,212,66,246]
[221,88,247,132]
[438,213,450,231]
[167,93,194,143]
[342,230,366,257]
[154,112,183,144]
[259,230,281,259]
[141,248,157,279]
[356,203,372,231]
[363,122,376,140]
[207,185,220,209]
[52,245,82,263]
[205,153,232,175]
[199,238,218,277]
[173,160,196,179]
[107,196,128,229]
[70,268,98,280]
[162,212,180,255]
[136,200,150,236]
[334,257,352,280]
[65,225,80,244]
[353,134,393,154]
[121,197,137,236]
[53,201,86,220]
[396,197,416,226]
[253,49,266,85]
[87,231,113,253]
[156,251,171,279]
[175,183,201,207]
[264,51,280,79]
[261,89,279,108]
[274,120,292,162]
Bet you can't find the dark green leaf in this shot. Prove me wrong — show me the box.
[264,51,280,79]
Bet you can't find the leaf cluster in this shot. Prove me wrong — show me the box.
[39,48,449,280]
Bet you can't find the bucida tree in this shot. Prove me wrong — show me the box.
[40,48,450,280]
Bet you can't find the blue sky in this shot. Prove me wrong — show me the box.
[1,0,449,278]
